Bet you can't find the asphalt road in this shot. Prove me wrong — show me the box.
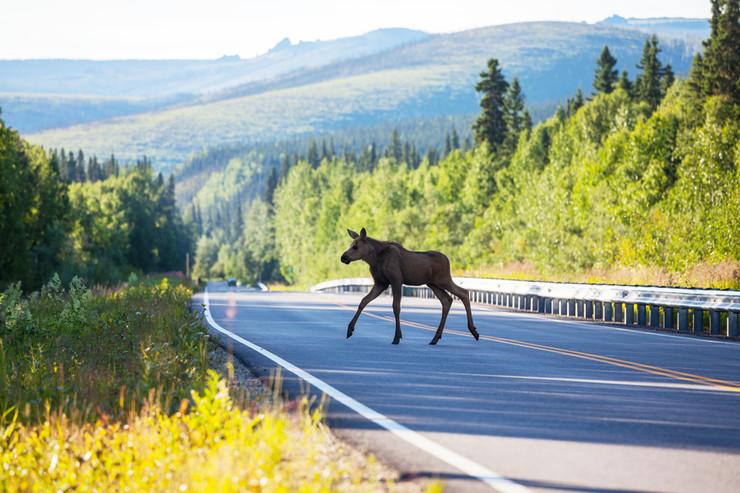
[195,282,740,493]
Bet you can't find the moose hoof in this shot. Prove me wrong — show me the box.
[392,338,400,345]
[346,329,354,339]
[429,338,439,345]
[472,330,480,341]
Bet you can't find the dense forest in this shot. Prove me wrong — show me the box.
[0,120,191,290]
[191,1,739,289]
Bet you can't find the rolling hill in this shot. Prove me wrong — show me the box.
[13,19,705,171]
[0,28,428,132]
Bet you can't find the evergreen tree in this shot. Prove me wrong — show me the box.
[660,63,675,96]
[503,77,526,155]
[697,0,740,103]
[635,35,664,110]
[566,88,584,116]
[390,129,402,162]
[618,70,633,96]
[76,149,86,182]
[523,110,533,134]
[307,141,320,168]
[593,45,618,94]
[451,128,460,149]
[279,154,290,182]
[264,167,278,205]
[58,148,69,181]
[473,58,509,150]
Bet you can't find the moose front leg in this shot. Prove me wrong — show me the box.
[347,283,387,338]
[391,281,403,344]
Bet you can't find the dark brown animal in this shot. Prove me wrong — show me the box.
[340,228,479,345]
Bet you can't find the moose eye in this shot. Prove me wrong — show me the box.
[352,245,358,250]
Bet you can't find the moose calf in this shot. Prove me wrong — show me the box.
[340,228,479,345]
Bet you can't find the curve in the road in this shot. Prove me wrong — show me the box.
[203,288,530,493]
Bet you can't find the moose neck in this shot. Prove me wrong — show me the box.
[362,237,384,266]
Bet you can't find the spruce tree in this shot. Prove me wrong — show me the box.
[593,46,618,94]
[307,141,320,168]
[698,0,740,103]
[451,128,460,149]
[473,58,509,150]
[503,77,526,155]
[635,35,664,110]
[390,129,402,162]
[660,63,675,96]
[263,167,278,205]
[77,150,86,182]
[618,70,633,96]
[279,154,290,182]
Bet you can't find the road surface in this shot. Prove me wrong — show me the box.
[194,282,740,493]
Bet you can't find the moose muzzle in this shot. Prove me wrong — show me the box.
[340,254,350,264]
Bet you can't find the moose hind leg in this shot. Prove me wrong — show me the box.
[428,284,452,345]
[391,282,403,344]
[442,281,479,340]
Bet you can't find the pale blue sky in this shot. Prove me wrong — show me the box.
[2,0,709,59]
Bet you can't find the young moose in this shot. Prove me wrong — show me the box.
[340,228,479,345]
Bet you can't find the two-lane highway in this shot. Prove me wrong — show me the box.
[195,282,740,493]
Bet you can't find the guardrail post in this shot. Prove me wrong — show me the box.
[728,312,739,337]
[664,306,674,330]
[678,308,689,332]
[614,303,623,323]
[648,305,659,328]
[693,309,704,334]
[709,310,720,335]
[603,302,613,322]
[637,304,646,326]
[625,303,634,325]
[567,300,576,317]
[594,301,603,320]
[585,301,593,319]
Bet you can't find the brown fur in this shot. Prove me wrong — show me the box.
[340,228,479,345]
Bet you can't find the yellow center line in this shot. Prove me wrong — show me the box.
[336,303,740,393]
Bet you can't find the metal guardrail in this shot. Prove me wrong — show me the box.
[311,277,740,338]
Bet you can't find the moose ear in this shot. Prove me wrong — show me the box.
[347,229,359,239]
[360,228,367,238]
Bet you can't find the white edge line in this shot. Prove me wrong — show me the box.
[202,287,530,493]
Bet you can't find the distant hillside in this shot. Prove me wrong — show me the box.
[22,20,701,171]
[0,28,428,132]
[597,15,709,47]
[0,28,428,98]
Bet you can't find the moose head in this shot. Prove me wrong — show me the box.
[341,228,369,264]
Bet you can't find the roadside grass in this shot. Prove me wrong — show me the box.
[0,276,434,492]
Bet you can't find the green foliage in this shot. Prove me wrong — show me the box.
[267,81,738,288]
[0,114,192,290]
[0,120,69,289]
[0,277,205,422]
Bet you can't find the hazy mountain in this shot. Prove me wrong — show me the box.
[0,28,428,98]
[0,28,428,132]
[597,15,709,48]
[12,19,704,170]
